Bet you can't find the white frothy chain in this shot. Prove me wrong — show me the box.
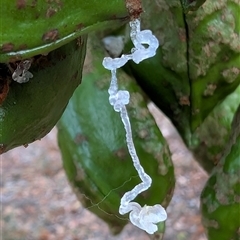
[102,19,167,235]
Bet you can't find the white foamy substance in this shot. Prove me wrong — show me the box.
[102,19,166,234]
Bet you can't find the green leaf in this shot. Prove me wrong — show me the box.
[0,36,87,153]
[201,104,240,240]
[190,85,240,173]
[120,0,240,145]
[57,34,175,234]
[0,0,128,62]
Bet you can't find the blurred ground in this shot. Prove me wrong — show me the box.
[1,103,208,240]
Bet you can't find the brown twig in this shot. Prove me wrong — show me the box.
[125,0,143,20]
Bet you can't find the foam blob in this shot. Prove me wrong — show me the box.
[12,60,33,83]
[102,36,125,57]
[128,204,167,234]
[102,56,130,70]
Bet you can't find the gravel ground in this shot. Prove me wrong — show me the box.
[1,103,208,240]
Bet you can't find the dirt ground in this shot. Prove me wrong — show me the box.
[2,103,208,240]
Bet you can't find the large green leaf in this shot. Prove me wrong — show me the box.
[0,0,129,62]
[119,0,240,145]
[201,104,240,240]
[0,36,87,153]
[57,35,175,235]
[191,85,240,173]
